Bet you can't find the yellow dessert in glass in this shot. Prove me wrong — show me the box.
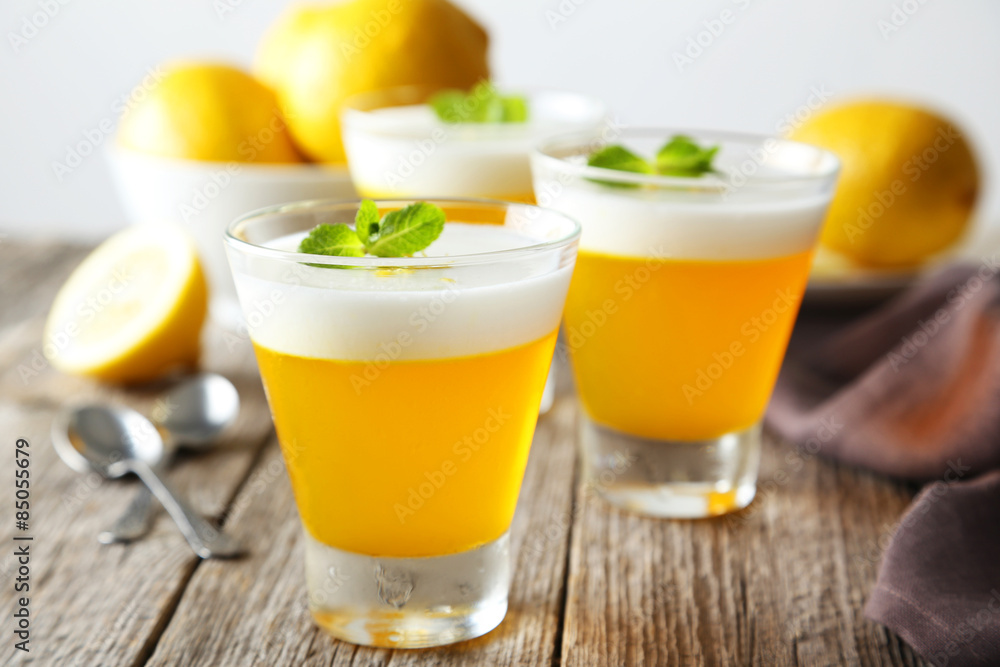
[532,129,839,518]
[225,198,578,647]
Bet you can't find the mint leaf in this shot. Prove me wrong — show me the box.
[500,95,529,123]
[585,137,720,188]
[586,145,654,188]
[655,135,719,176]
[588,145,655,174]
[429,90,469,123]
[365,202,446,257]
[429,82,529,124]
[354,198,381,247]
[469,81,505,123]
[297,200,447,262]
[298,223,364,257]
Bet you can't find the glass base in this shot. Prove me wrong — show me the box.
[304,531,510,648]
[581,417,761,518]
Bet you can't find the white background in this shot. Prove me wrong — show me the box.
[2,0,998,241]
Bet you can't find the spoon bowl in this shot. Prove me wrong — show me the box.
[63,405,175,477]
[157,373,240,445]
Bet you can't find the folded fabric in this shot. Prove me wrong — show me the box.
[864,469,1000,666]
[767,263,1000,480]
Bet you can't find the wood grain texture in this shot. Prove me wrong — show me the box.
[0,240,933,666]
[0,241,90,329]
[0,392,271,666]
[1,241,274,666]
[560,433,931,667]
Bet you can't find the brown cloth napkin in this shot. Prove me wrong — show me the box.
[766,262,1000,666]
[768,263,1000,480]
[864,469,1000,666]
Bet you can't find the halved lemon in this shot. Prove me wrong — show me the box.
[44,226,208,383]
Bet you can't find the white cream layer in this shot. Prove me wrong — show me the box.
[537,179,829,261]
[343,93,606,197]
[232,223,572,361]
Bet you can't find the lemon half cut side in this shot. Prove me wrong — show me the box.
[44,226,208,384]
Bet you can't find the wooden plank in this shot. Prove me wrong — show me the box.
[0,240,90,329]
[144,389,580,667]
[0,240,275,665]
[560,433,931,667]
[0,399,193,667]
[0,392,265,666]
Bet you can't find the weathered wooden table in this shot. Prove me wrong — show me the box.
[1,240,930,666]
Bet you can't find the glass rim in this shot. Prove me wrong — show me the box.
[532,127,841,191]
[224,197,582,270]
[340,84,608,137]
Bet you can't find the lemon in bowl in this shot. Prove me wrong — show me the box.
[108,62,355,325]
[118,62,303,163]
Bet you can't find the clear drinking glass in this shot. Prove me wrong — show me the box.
[224,198,579,647]
[531,129,839,518]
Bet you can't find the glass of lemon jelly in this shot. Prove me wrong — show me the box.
[532,129,839,519]
[225,198,579,647]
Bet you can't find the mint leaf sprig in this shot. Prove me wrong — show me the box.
[586,135,719,188]
[298,199,446,262]
[298,221,365,258]
[430,81,529,124]
[655,135,719,176]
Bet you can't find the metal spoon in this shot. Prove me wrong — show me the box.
[155,372,241,445]
[53,374,240,543]
[52,404,243,559]
[97,374,240,543]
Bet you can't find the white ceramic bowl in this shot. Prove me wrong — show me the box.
[107,146,357,327]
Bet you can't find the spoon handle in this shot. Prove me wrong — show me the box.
[99,485,155,544]
[130,462,244,559]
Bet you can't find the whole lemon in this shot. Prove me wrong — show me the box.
[118,63,303,163]
[256,0,490,163]
[790,100,979,267]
